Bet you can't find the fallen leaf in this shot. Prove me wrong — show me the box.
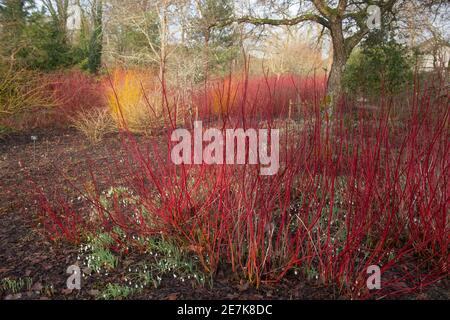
[88,289,100,296]
[166,293,179,300]
[61,288,73,295]
[31,282,43,292]
[42,264,52,271]
[237,280,250,292]
[0,268,11,274]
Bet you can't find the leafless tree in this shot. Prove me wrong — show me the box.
[261,25,326,76]
[210,0,449,102]
[42,0,70,37]
[104,0,186,78]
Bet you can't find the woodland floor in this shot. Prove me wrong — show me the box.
[0,128,448,300]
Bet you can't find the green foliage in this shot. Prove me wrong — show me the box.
[188,0,240,77]
[93,186,206,283]
[81,183,208,292]
[105,236,208,292]
[88,0,103,74]
[111,10,160,67]
[101,283,134,300]
[0,0,91,71]
[1,277,33,294]
[0,0,33,62]
[344,36,413,97]
[81,232,119,273]
[23,15,75,70]
[145,237,207,286]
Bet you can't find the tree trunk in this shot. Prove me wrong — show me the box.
[327,53,346,101]
[88,0,102,74]
[204,30,210,81]
[327,21,348,104]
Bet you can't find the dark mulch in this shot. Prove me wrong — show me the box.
[0,128,448,300]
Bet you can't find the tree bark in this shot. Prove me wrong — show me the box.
[327,21,348,103]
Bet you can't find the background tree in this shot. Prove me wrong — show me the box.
[261,25,326,77]
[210,0,448,102]
[343,34,413,98]
[87,0,102,73]
[0,0,90,71]
[103,0,163,68]
[189,0,240,79]
[0,0,34,65]
[42,0,69,38]
[41,0,76,69]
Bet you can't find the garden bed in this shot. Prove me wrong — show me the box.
[0,128,448,300]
